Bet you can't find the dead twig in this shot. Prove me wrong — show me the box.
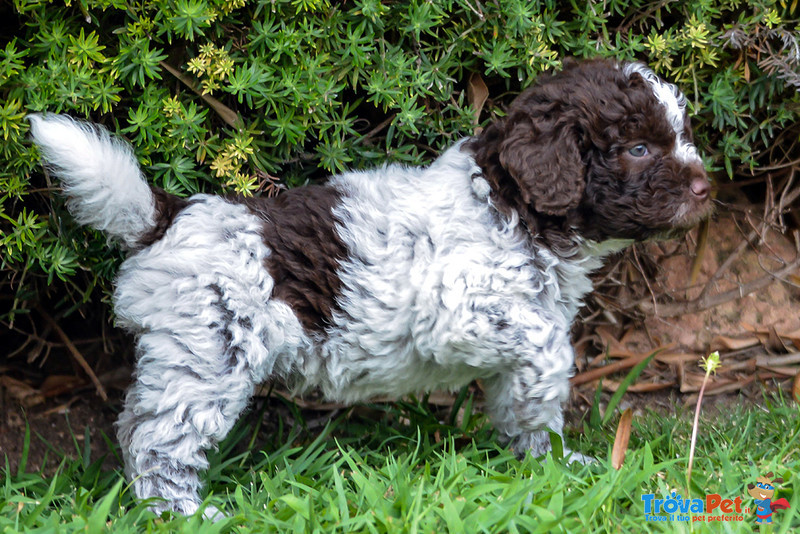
[689,218,710,285]
[571,352,652,386]
[722,352,800,372]
[743,156,800,173]
[602,380,676,393]
[684,375,757,406]
[615,0,673,34]
[38,309,108,402]
[159,61,242,129]
[698,173,800,302]
[631,245,660,314]
[355,114,396,146]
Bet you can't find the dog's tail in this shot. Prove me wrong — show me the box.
[28,114,165,250]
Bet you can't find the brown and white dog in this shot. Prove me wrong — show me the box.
[29,58,712,518]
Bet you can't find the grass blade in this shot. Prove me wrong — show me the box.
[88,478,123,532]
[602,350,660,426]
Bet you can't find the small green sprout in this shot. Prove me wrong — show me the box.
[687,351,722,498]
[701,351,721,375]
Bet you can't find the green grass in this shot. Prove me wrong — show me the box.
[2,392,799,533]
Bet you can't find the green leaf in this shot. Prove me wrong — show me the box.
[86,479,123,531]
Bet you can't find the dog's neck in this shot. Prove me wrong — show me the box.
[467,148,633,320]
[543,237,631,321]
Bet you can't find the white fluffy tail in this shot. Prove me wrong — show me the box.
[28,114,156,249]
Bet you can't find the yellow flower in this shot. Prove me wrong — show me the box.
[187,57,208,75]
[201,78,220,95]
[210,152,235,177]
[229,171,258,195]
[198,43,217,57]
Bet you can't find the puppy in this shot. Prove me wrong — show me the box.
[29,58,712,517]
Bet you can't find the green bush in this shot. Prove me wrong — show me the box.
[1,0,798,320]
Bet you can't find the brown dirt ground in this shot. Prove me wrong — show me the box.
[0,392,120,476]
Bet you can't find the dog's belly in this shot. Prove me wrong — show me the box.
[304,261,527,403]
[308,332,500,403]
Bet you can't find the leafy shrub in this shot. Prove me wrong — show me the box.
[1,0,798,320]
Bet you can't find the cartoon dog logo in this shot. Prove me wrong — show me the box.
[746,472,791,524]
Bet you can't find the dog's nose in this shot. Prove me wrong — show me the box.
[690,177,710,200]
[686,163,710,200]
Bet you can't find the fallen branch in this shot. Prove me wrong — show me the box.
[39,310,108,402]
[721,352,800,373]
[571,352,652,386]
[159,60,241,129]
[602,379,675,393]
[684,375,757,406]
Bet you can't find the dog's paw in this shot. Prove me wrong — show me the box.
[564,449,595,465]
[201,504,227,522]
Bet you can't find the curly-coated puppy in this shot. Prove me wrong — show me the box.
[29,58,712,517]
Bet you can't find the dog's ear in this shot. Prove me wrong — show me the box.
[766,472,774,478]
[747,483,755,490]
[497,114,584,216]
[773,477,784,484]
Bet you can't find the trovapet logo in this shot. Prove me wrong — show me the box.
[641,492,745,523]
[746,472,791,524]
[641,472,791,525]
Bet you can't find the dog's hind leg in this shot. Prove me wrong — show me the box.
[116,323,259,518]
[114,276,306,518]
[110,197,311,517]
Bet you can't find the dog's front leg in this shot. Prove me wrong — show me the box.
[481,322,592,464]
[484,371,592,463]
[482,369,564,457]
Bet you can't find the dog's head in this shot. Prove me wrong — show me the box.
[470,58,712,249]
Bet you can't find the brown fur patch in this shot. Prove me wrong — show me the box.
[136,187,189,248]
[240,186,347,334]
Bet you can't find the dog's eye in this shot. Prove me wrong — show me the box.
[628,144,648,157]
